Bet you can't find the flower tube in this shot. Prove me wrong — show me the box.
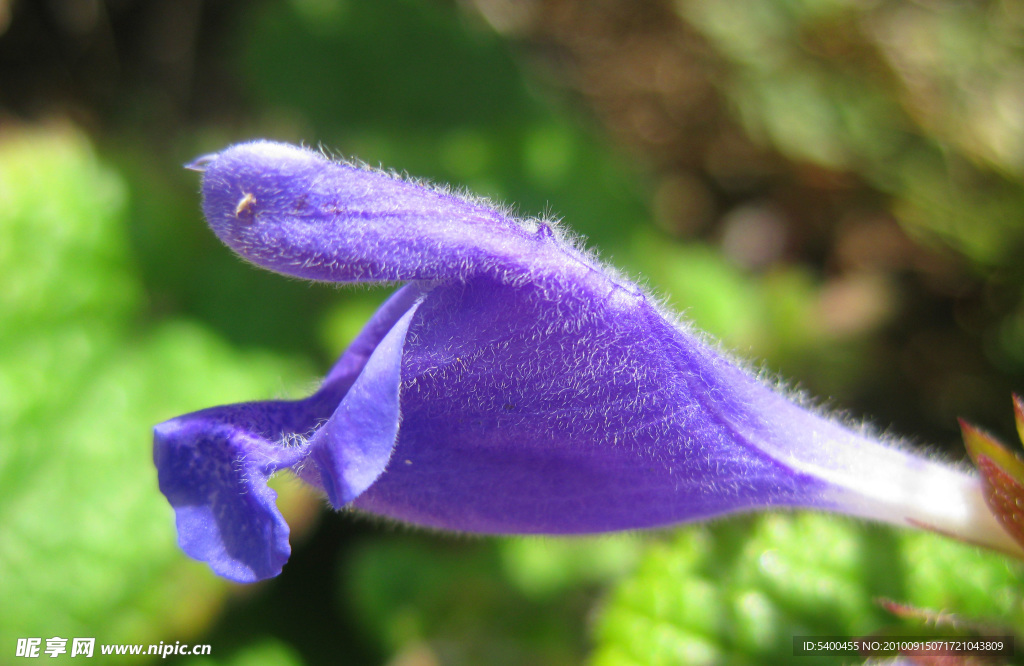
[154,141,1021,582]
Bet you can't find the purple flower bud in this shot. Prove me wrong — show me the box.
[156,141,1020,582]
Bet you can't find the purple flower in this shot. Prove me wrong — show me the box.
[155,141,1019,582]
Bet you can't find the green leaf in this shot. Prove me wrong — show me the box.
[591,514,1024,665]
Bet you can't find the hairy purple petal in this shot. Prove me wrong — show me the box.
[153,404,312,582]
[196,141,567,285]
[154,282,424,581]
[308,301,420,507]
[356,276,833,532]
[156,140,1019,581]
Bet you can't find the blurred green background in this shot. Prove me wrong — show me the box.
[2,0,1024,664]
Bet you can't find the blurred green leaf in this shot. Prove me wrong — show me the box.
[343,536,590,666]
[591,514,1024,665]
[499,536,642,599]
[680,0,1024,269]
[191,638,307,666]
[0,127,316,651]
[240,0,532,134]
